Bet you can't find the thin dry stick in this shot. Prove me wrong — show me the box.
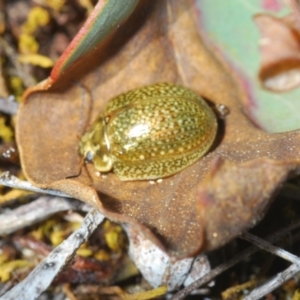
[0,209,105,300]
[241,232,300,300]
[244,263,300,300]
[170,220,300,300]
[0,172,72,198]
[241,232,300,265]
[0,196,92,235]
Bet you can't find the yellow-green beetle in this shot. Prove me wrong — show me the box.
[79,83,217,181]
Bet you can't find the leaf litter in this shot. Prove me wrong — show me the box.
[1,0,300,299]
[16,0,300,258]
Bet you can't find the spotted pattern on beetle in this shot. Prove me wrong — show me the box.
[79,83,217,181]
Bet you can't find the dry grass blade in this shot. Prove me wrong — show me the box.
[0,196,91,235]
[0,209,105,300]
[170,220,300,300]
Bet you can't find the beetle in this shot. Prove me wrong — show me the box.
[79,82,217,181]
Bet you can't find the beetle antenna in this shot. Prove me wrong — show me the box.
[65,156,84,179]
[66,156,94,184]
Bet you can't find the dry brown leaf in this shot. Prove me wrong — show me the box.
[16,1,300,258]
[255,1,300,92]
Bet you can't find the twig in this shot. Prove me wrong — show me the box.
[0,96,18,115]
[0,209,105,300]
[0,282,14,298]
[241,232,300,265]
[171,247,258,300]
[0,172,72,198]
[244,263,300,300]
[0,196,92,235]
[240,232,300,299]
[170,220,300,300]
